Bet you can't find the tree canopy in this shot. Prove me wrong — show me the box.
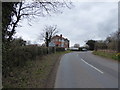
[2,1,72,43]
[86,40,96,50]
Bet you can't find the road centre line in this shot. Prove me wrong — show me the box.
[81,58,104,74]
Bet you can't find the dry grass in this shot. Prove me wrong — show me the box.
[93,50,119,61]
[3,51,71,88]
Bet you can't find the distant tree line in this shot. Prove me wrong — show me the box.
[86,31,120,53]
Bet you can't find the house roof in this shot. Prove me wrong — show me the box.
[52,35,69,41]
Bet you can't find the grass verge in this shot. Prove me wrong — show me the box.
[3,50,71,88]
[92,50,120,61]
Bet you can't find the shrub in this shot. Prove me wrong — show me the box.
[56,47,65,52]
[3,45,66,77]
[116,53,120,61]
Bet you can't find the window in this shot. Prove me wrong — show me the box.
[59,39,61,42]
[56,39,58,41]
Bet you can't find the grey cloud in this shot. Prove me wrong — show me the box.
[15,2,118,46]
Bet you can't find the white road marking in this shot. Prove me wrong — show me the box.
[81,58,104,74]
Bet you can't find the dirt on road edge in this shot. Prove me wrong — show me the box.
[45,54,64,88]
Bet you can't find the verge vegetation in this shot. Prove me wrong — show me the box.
[92,50,120,61]
[3,50,71,88]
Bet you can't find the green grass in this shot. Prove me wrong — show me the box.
[3,50,71,88]
[92,51,119,61]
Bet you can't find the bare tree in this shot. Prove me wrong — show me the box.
[105,31,118,51]
[2,1,72,42]
[74,44,80,48]
[94,31,119,52]
[41,25,58,47]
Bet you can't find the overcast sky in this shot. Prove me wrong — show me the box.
[15,1,118,47]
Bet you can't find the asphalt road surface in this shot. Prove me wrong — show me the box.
[55,51,118,88]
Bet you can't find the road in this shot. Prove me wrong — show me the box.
[55,51,118,88]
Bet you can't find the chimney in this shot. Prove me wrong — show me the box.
[60,34,62,37]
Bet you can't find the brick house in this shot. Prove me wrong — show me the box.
[50,34,69,48]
